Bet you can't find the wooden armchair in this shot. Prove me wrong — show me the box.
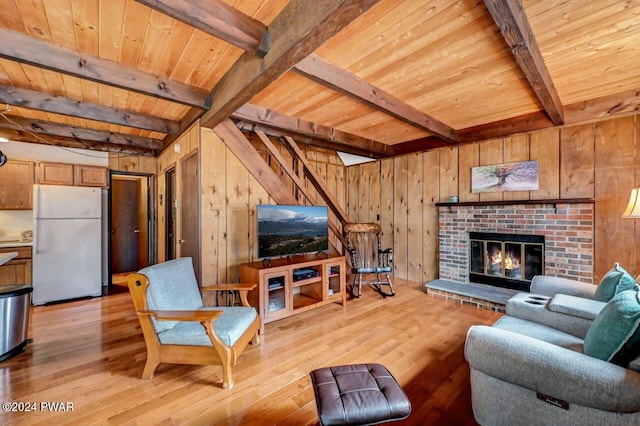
[344,223,395,297]
[127,257,261,389]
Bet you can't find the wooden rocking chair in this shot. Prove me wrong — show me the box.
[127,257,261,389]
[344,223,395,298]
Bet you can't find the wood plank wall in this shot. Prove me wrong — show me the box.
[346,114,638,283]
[198,127,346,285]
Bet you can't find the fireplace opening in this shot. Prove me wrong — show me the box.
[469,232,544,292]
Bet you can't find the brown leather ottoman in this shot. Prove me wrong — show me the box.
[310,363,411,426]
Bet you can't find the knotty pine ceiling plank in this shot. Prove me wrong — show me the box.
[98,0,126,63]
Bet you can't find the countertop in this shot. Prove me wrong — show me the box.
[0,252,18,266]
[0,241,33,249]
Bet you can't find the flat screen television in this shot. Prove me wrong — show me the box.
[257,204,329,259]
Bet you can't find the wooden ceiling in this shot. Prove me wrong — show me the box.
[0,0,638,158]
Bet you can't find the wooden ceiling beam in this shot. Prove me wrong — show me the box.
[392,136,461,156]
[0,128,154,156]
[213,119,298,205]
[484,0,564,125]
[199,0,382,130]
[231,103,393,158]
[0,85,178,134]
[564,87,640,123]
[235,120,385,159]
[459,111,551,142]
[0,28,210,109]
[293,53,460,143]
[0,115,163,150]
[135,0,269,57]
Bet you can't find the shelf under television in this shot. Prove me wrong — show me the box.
[292,277,322,287]
[293,293,322,310]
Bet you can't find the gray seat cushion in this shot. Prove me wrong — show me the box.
[139,257,204,333]
[158,306,257,347]
[492,316,584,352]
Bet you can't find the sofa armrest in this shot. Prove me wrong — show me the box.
[506,293,593,339]
[530,275,597,299]
[548,294,605,320]
[465,325,640,413]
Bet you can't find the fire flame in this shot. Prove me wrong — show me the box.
[491,251,519,270]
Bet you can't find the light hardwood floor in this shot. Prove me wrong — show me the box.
[1,279,501,425]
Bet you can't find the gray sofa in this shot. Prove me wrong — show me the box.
[465,276,640,425]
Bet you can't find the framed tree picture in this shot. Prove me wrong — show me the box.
[471,160,539,193]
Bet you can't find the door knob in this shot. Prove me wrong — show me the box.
[133,229,140,233]
[179,239,185,244]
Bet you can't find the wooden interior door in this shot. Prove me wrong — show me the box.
[179,152,200,284]
[111,175,150,274]
[165,167,177,260]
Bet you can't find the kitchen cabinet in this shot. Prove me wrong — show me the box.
[38,162,74,185]
[38,162,108,187]
[0,247,32,286]
[0,159,35,209]
[74,164,108,187]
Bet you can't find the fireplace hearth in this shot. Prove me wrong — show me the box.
[469,232,544,292]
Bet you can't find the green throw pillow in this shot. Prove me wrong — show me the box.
[583,286,640,366]
[593,262,636,302]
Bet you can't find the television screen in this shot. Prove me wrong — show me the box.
[257,205,329,259]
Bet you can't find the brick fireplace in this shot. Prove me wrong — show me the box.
[438,202,594,289]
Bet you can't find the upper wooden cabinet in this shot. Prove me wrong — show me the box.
[74,164,108,187]
[0,159,35,209]
[38,162,74,186]
[38,162,108,187]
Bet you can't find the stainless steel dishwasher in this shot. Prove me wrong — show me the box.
[0,285,32,361]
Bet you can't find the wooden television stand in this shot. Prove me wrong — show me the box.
[240,253,346,334]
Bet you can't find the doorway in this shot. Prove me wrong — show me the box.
[179,151,200,284]
[165,167,176,261]
[109,173,153,285]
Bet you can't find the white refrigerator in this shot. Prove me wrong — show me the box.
[33,184,103,305]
